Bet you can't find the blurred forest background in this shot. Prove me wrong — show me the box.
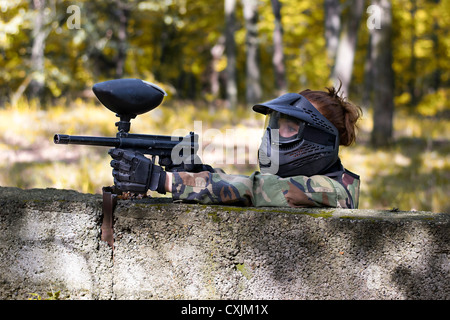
[0,0,449,212]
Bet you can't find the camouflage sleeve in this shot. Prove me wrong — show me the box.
[171,171,355,208]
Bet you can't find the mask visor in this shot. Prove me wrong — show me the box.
[264,111,306,144]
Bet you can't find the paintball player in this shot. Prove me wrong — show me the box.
[109,85,362,209]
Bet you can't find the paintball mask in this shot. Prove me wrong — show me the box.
[253,93,339,177]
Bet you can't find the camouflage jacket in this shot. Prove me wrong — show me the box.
[171,161,360,209]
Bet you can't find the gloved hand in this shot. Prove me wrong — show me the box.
[109,148,167,194]
[164,154,215,173]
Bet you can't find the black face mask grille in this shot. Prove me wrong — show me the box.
[286,141,326,157]
[291,152,327,168]
[258,129,338,177]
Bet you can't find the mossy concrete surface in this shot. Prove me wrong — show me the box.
[0,186,449,299]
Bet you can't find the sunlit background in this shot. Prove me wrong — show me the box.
[1,0,449,213]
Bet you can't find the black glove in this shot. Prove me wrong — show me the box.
[164,154,215,173]
[109,148,167,194]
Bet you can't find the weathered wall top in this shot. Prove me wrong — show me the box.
[0,186,449,300]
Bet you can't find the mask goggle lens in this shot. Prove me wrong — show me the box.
[264,111,305,143]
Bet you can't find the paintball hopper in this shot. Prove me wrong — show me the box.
[93,78,167,133]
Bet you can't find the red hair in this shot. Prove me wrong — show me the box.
[299,84,362,146]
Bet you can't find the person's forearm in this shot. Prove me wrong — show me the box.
[170,171,254,206]
[165,172,173,192]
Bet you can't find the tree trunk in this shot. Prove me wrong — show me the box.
[430,19,441,91]
[408,0,418,106]
[28,0,47,101]
[225,0,238,109]
[242,0,261,104]
[362,34,373,108]
[324,0,341,67]
[210,36,225,106]
[370,0,395,147]
[115,1,130,78]
[330,0,364,96]
[270,0,287,95]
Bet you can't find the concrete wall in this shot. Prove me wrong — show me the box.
[0,186,449,300]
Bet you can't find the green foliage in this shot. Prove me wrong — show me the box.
[391,0,450,109]
[1,0,448,109]
[28,289,61,300]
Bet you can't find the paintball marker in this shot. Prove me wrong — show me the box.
[54,78,199,187]
[54,78,201,247]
